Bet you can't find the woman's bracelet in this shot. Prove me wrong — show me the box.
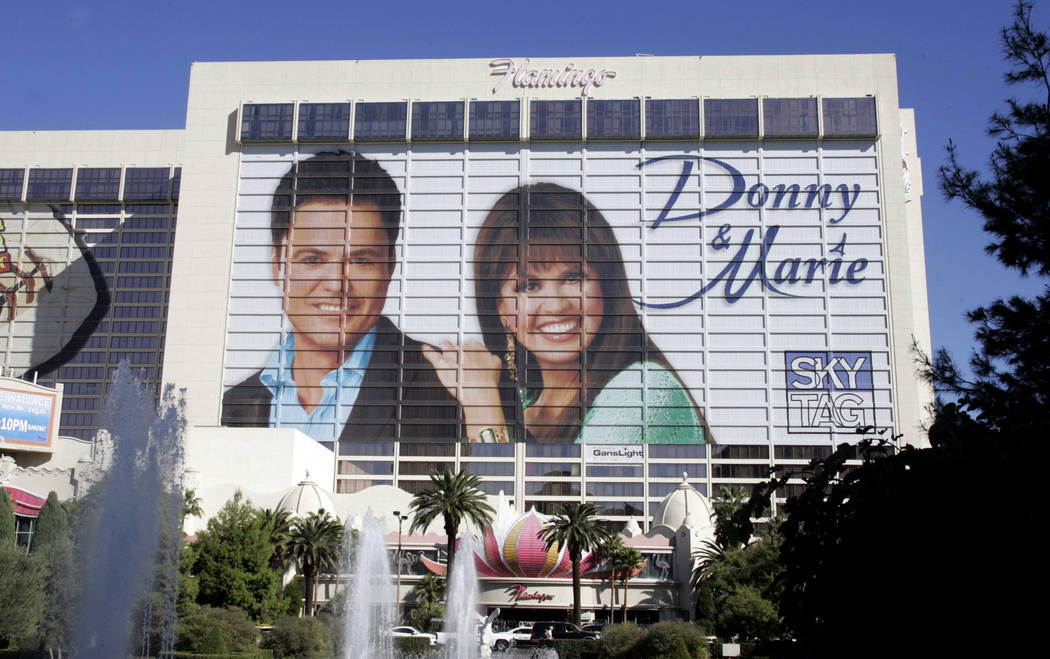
[472,426,509,443]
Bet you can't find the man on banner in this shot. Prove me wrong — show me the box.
[221,151,459,444]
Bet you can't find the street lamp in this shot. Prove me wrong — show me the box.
[393,510,410,620]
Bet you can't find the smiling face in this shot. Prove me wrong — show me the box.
[496,259,604,369]
[272,199,394,354]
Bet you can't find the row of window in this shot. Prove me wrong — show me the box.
[239,97,878,144]
[0,167,181,203]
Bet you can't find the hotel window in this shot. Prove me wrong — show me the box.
[763,98,818,138]
[593,502,644,517]
[240,103,294,142]
[469,100,520,140]
[0,168,24,200]
[774,445,832,460]
[75,168,121,200]
[412,101,464,141]
[712,444,769,460]
[526,444,581,458]
[123,168,171,201]
[823,97,878,136]
[530,100,582,139]
[704,98,759,138]
[649,463,706,478]
[649,444,706,459]
[462,462,515,477]
[461,443,514,458]
[171,168,181,200]
[645,99,700,139]
[526,481,580,497]
[354,102,408,141]
[297,102,351,141]
[712,464,771,479]
[26,168,73,201]
[587,99,640,139]
[587,482,643,498]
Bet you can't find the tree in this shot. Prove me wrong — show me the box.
[183,488,204,519]
[933,0,1050,440]
[176,605,259,654]
[286,510,343,616]
[0,487,15,544]
[408,469,494,576]
[260,507,294,572]
[598,535,626,622]
[611,543,642,625]
[261,615,331,659]
[409,573,445,631]
[538,502,613,626]
[693,488,784,643]
[190,491,286,622]
[31,492,76,654]
[0,543,44,649]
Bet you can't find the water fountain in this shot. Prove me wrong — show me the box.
[342,512,397,658]
[443,534,484,659]
[72,362,186,658]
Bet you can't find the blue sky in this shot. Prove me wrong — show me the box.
[2,0,1040,378]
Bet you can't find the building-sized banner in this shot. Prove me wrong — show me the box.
[221,141,893,450]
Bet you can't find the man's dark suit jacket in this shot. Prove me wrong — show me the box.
[221,317,461,442]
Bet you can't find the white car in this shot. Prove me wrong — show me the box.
[391,626,437,645]
[487,625,532,652]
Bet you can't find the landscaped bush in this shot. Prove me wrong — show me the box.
[599,623,646,658]
[646,621,710,658]
[260,616,329,659]
[176,606,259,654]
[597,621,710,659]
[535,639,602,659]
[632,627,693,658]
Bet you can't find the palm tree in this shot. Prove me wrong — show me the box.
[260,507,294,571]
[287,510,344,616]
[599,535,627,623]
[611,543,643,624]
[408,470,494,576]
[410,573,446,630]
[539,502,613,626]
[182,488,203,519]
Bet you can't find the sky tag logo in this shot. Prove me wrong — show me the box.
[784,351,876,433]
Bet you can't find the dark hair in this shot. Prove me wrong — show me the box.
[270,150,401,253]
[474,182,705,442]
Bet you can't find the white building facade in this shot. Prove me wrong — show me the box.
[2,54,931,621]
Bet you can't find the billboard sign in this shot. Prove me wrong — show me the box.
[0,380,60,449]
[222,140,892,450]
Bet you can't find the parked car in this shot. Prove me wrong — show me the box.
[488,627,521,652]
[526,621,600,644]
[391,625,437,645]
[506,625,534,643]
[582,622,606,637]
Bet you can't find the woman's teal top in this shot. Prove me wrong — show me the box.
[521,361,704,444]
[577,362,704,444]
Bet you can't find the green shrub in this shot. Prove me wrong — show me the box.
[260,616,329,659]
[539,639,602,659]
[176,606,259,654]
[202,625,230,656]
[392,636,433,655]
[599,623,646,658]
[646,621,709,658]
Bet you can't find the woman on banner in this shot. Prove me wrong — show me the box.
[423,182,707,444]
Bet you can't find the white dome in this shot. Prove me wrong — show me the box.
[651,473,714,531]
[276,476,337,519]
